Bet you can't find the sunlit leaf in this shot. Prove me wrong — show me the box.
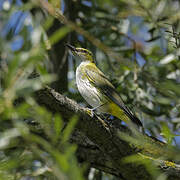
[49,26,71,45]
[54,114,63,144]
[161,123,175,144]
[62,116,78,144]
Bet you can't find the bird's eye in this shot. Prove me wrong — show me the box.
[82,50,86,53]
[77,49,85,53]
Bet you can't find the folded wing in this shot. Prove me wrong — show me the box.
[85,64,142,127]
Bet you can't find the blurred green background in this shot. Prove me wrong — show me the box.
[0,0,180,179]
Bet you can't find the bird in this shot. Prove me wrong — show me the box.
[66,44,142,128]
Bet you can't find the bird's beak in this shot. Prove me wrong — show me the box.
[66,44,76,52]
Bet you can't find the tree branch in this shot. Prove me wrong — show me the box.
[72,131,119,176]
[33,1,180,179]
[35,86,180,180]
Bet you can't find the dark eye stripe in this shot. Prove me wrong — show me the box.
[81,50,87,53]
[76,48,92,56]
[78,49,88,53]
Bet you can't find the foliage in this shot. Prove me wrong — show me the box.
[0,0,180,179]
[0,1,83,179]
[67,0,180,142]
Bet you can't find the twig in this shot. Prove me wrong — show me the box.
[36,0,132,67]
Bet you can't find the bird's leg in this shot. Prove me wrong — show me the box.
[89,103,114,126]
[91,103,106,112]
[86,103,106,117]
[102,114,114,125]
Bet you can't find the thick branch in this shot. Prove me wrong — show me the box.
[35,87,180,180]
[71,130,120,176]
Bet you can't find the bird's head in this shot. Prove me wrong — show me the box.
[66,44,94,63]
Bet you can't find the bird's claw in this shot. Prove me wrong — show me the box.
[86,109,94,117]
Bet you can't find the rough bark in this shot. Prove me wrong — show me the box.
[35,86,180,180]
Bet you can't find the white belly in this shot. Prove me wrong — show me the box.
[76,63,102,108]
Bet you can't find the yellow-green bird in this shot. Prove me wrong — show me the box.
[66,44,142,127]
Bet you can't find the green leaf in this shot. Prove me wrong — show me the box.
[54,114,63,144]
[54,152,69,172]
[161,123,175,144]
[154,96,172,105]
[49,26,71,45]
[159,80,180,97]
[62,116,78,144]
[43,16,54,30]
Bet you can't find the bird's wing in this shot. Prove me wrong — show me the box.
[85,64,142,127]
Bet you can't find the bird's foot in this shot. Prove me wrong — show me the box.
[86,105,103,117]
[86,108,96,117]
[91,103,107,113]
